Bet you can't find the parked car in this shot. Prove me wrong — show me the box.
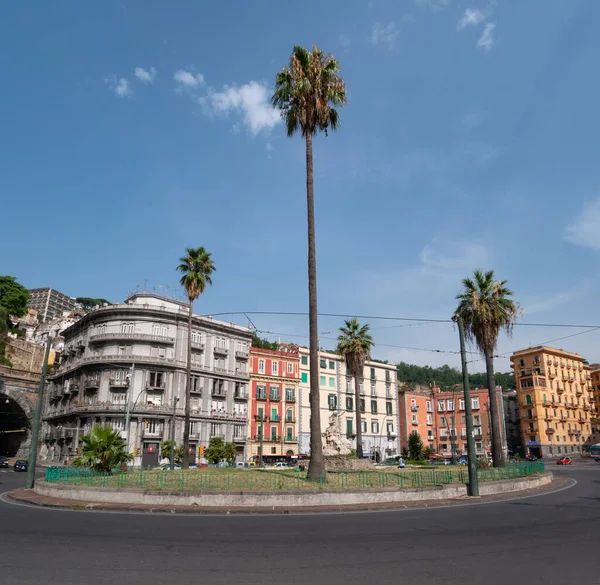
[526,455,538,462]
[0,456,8,468]
[13,459,28,472]
[274,462,289,469]
[557,457,572,465]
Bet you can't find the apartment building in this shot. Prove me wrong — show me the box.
[399,386,495,458]
[28,287,78,322]
[297,348,400,461]
[583,363,600,447]
[247,346,300,463]
[42,293,253,467]
[510,346,595,458]
[502,389,522,455]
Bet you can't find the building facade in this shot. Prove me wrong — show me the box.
[247,346,300,462]
[584,363,600,447]
[502,388,522,456]
[298,348,400,462]
[510,346,595,458]
[42,293,253,467]
[28,288,78,322]
[399,386,495,458]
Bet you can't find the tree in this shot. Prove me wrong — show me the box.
[408,431,424,461]
[272,45,347,480]
[336,318,374,459]
[75,297,111,310]
[177,247,216,469]
[205,436,237,465]
[454,269,518,468]
[72,424,133,473]
[0,276,29,318]
[251,334,279,350]
[160,440,183,465]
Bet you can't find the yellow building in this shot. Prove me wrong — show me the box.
[586,364,600,446]
[511,346,595,458]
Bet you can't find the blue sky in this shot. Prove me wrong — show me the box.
[3,0,600,372]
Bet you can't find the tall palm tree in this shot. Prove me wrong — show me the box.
[454,269,518,468]
[177,247,215,468]
[336,318,374,459]
[272,46,347,480]
[72,424,133,473]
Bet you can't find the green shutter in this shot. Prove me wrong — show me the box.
[301,372,308,383]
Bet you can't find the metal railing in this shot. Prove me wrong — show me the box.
[45,462,545,491]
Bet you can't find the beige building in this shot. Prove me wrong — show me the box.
[298,348,400,461]
[587,364,600,447]
[511,346,595,458]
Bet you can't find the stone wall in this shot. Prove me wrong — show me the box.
[5,338,54,373]
[323,456,375,471]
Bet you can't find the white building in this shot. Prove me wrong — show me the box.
[43,293,252,467]
[297,348,400,461]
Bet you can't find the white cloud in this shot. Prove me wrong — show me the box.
[173,69,205,89]
[477,22,496,52]
[415,0,450,10]
[370,21,399,50]
[565,196,600,251]
[134,66,156,84]
[457,8,485,30]
[202,81,280,135]
[104,75,132,98]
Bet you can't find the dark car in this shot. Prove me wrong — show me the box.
[0,456,8,468]
[13,459,28,472]
[557,456,572,465]
[526,455,538,462]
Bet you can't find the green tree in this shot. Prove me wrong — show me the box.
[205,436,237,465]
[177,247,215,469]
[72,424,133,473]
[336,318,374,459]
[408,431,424,461]
[454,269,519,468]
[272,46,347,480]
[75,297,111,310]
[251,334,279,350]
[160,440,183,465]
[0,276,29,318]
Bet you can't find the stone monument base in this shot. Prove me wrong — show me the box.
[324,455,375,471]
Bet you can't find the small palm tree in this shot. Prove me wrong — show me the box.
[272,45,347,480]
[336,318,374,459]
[454,269,518,467]
[72,424,133,473]
[177,247,216,468]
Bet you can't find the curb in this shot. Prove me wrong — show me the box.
[5,474,566,515]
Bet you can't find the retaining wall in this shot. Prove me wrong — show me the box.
[35,472,553,508]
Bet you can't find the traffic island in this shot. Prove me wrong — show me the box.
[9,465,555,513]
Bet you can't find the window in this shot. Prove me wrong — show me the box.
[190,375,202,393]
[256,385,267,399]
[329,360,335,370]
[215,337,227,348]
[412,414,418,425]
[427,414,432,425]
[522,379,533,388]
[447,400,454,411]
[148,372,165,388]
[519,359,525,367]
[371,400,377,414]
[346,379,352,393]
[191,331,203,343]
[328,394,337,410]
[411,398,416,406]
[110,391,126,403]
[258,359,265,374]
[272,361,278,376]
[472,398,480,409]
[301,372,308,383]
[286,427,294,440]
[287,362,293,374]
[329,377,335,388]
[440,416,447,427]
[120,322,134,333]
[525,395,532,405]
[438,401,446,412]
[111,418,125,430]
[301,355,308,365]
[285,388,295,401]
[459,399,465,410]
[346,397,354,411]
[269,386,280,400]
[346,419,353,435]
[361,419,367,433]
[426,400,432,412]
[386,370,391,382]
[211,423,223,437]
[387,422,394,434]
[386,402,393,415]
[320,359,327,369]
[320,375,326,386]
[233,425,244,439]
[360,399,365,412]
[370,367,376,380]
[473,415,481,426]
[372,421,379,433]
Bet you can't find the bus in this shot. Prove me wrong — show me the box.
[590,444,600,462]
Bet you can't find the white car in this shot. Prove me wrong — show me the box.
[274,462,288,469]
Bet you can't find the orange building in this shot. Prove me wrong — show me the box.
[584,363,600,447]
[399,386,496,459]
[511,346,595,458]
[248,346,300,463]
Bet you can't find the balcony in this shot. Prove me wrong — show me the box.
[109,378,129,388]
[548,370,556,379]
[576,389,583,396]
[271,415,282,422]
[191,342,205,351]
[233,435,246,443]
[557,387,565,394]
[255,393,267,401]
[212,388,226,398]
[285,394,296,403]
[235,350,249,360]
[214,346,229,356]
[255,414,268,422]
[234,389,248,400]
[411,405,419,412]
[284,436,298,443]
[146,381,166,391]
[214,367,228,375]
[285,416,296,423]
[270,394,281,402]
[546,428,555,434]
[143,427,165,438]
[566,362,572,369]
[89,332,175,345]
[85,377,100,389]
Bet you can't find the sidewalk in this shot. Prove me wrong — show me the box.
[6,476,570,515]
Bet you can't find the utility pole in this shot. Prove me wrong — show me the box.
[124,363,136,454]
[258,420,264,468]
[170,396,179,470]
[27,338,51,490]
[451,386,457,465]
[457,317,479,497]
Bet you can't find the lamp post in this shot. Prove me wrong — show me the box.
[170,396,179,470]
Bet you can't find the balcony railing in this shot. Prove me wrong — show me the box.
[214,346,229,356]
[546,428,555,434]
[269,394,281,402]
[235,350,249,360]
[271,415,281,422]
[89,332,175,344]
[285,394,296,402]
[284,436,298,443]
[145,382,166,390]
[191,342,205,351]
[109,378,129,387]
[255,393,267,401]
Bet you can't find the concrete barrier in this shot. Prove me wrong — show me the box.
[35,472,553,509]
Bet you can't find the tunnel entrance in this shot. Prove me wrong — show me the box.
[0,394,30,457]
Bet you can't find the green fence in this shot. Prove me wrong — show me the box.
[44,461,545,492]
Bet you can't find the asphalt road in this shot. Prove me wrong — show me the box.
[0,463,598,585]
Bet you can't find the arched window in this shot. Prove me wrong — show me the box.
[526,395,532,405]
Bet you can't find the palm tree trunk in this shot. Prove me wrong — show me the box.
[485,351,505,467]
[305,132,325,481]
[354,373,363,459]
[182,301,193,469]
